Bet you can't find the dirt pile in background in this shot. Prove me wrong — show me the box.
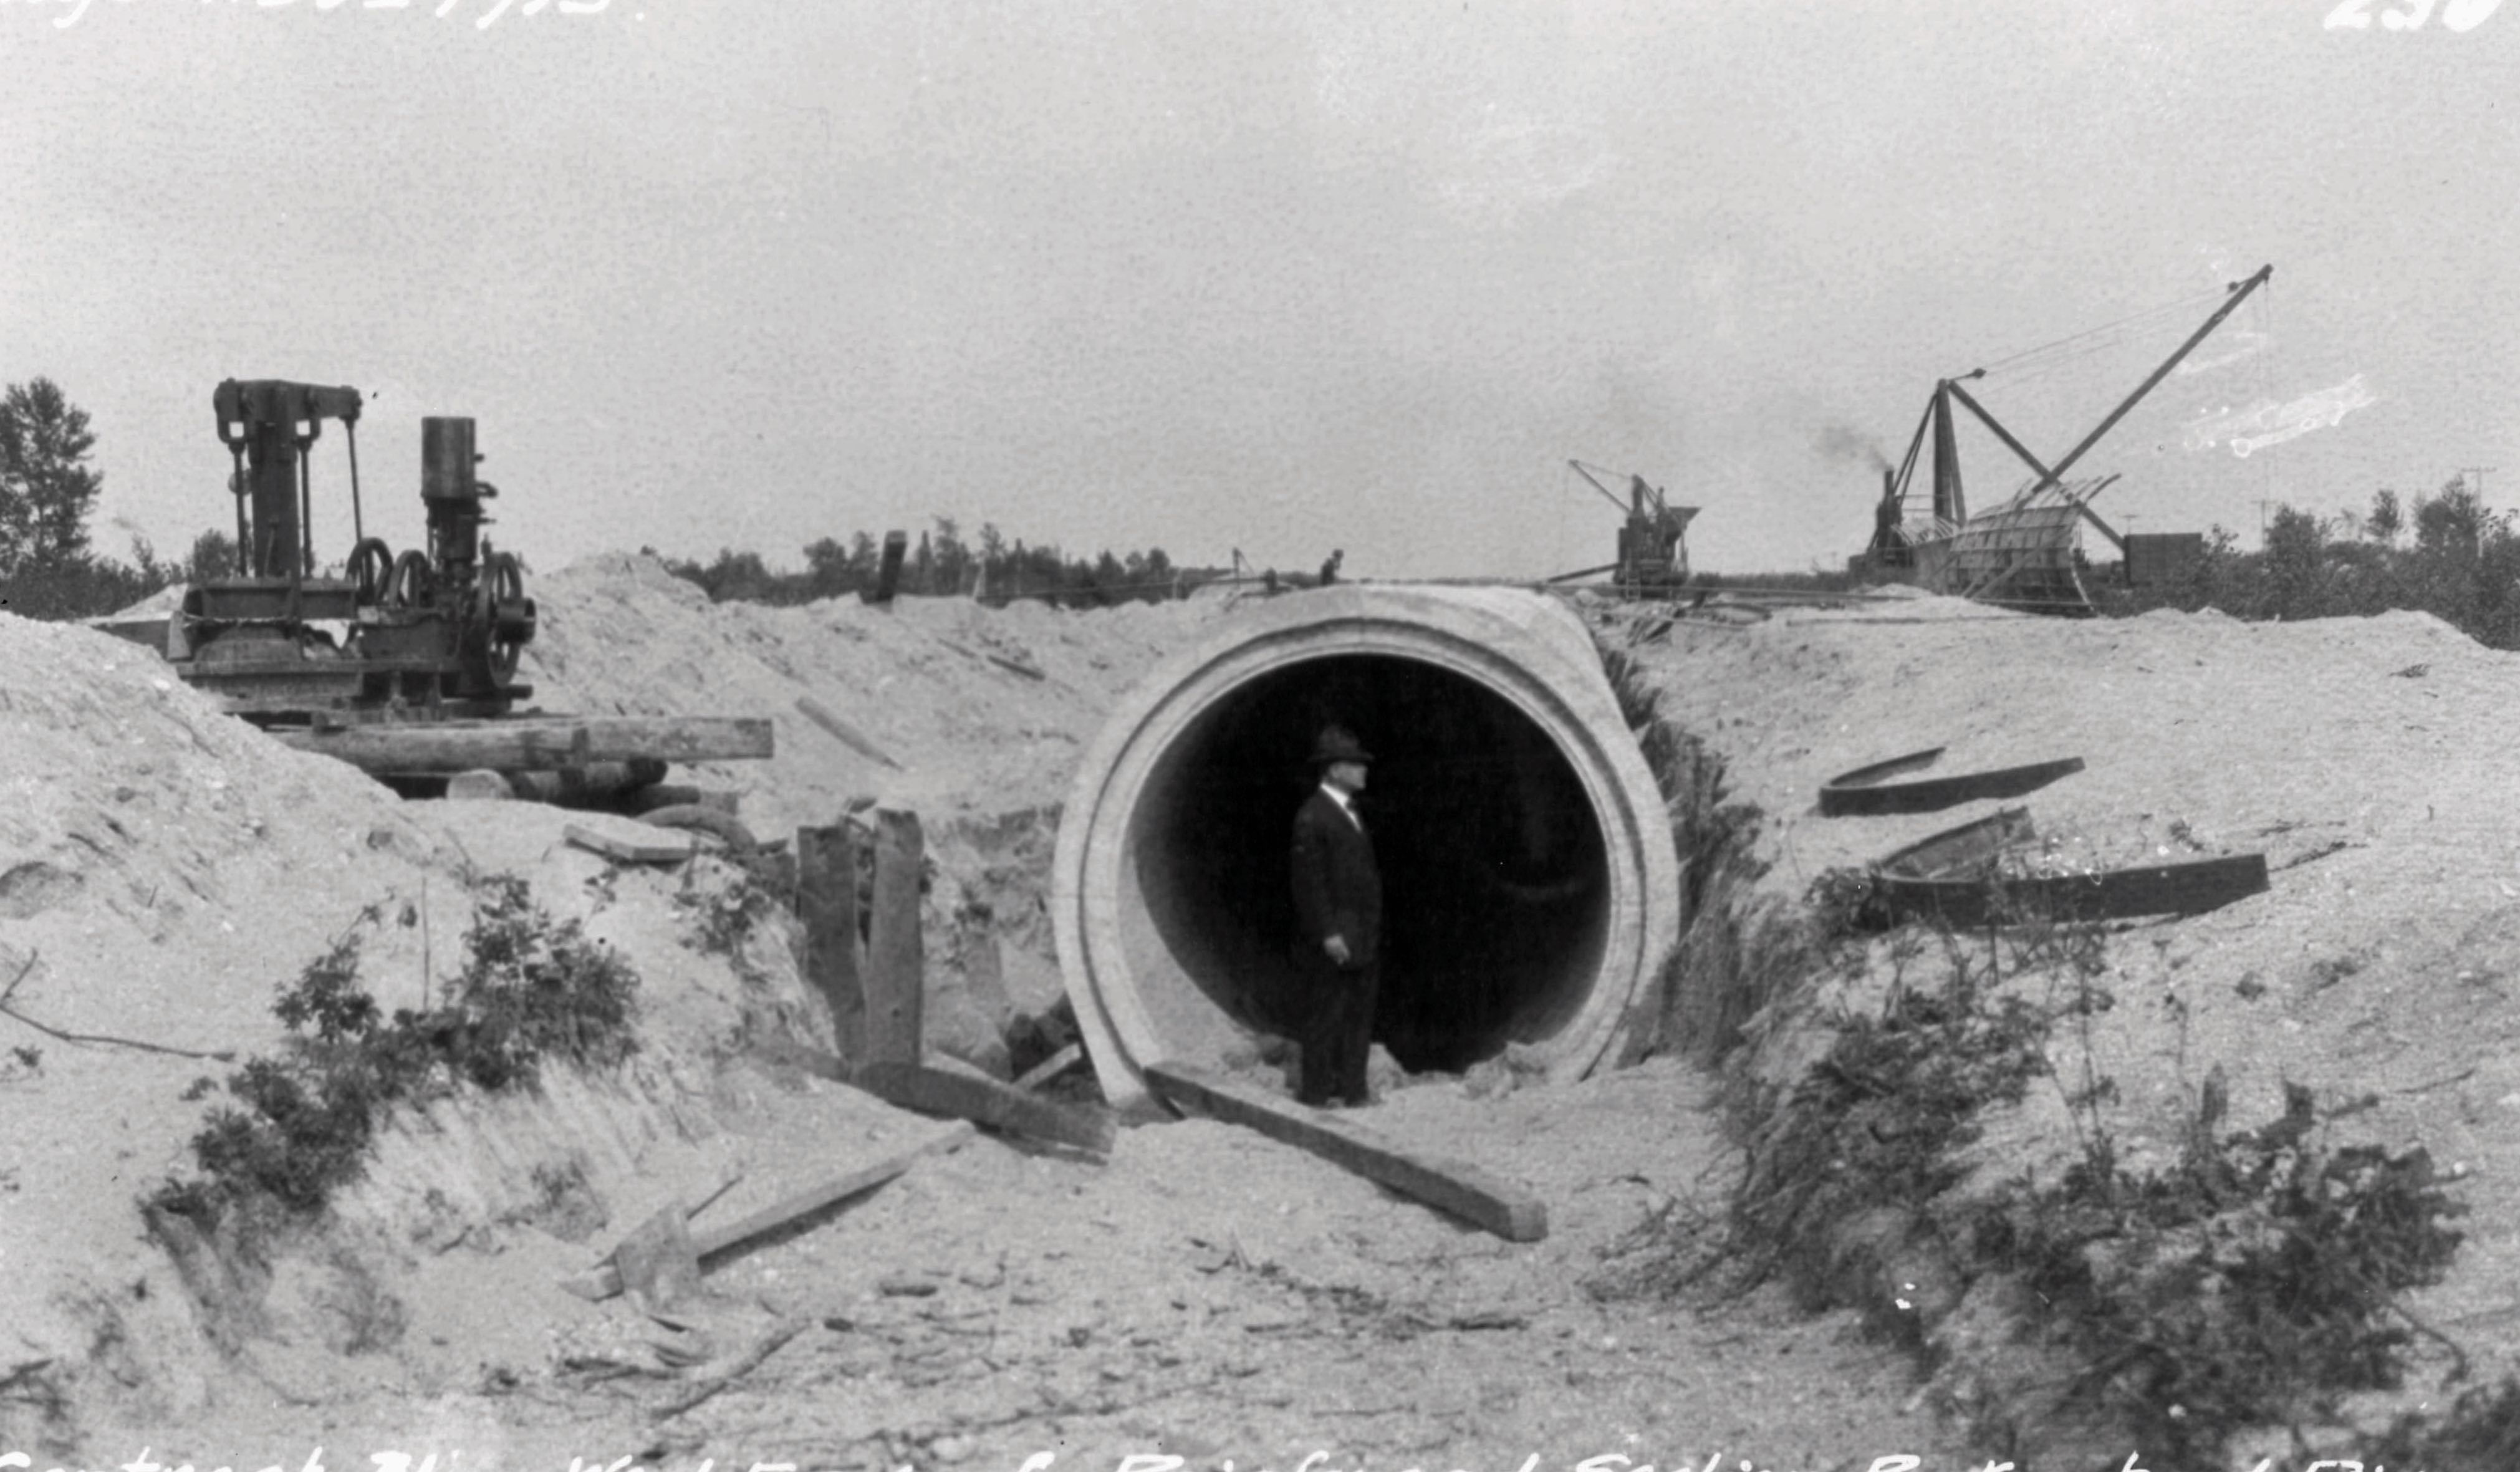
[523,554,1216,831]
[521,555,1226,1061]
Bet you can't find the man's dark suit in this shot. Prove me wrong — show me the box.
[1289,786,1382,1106]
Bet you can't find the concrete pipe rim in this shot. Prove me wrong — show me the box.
[1054,585,1680,1114]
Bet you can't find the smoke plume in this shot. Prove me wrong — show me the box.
[1814,422,1892,473]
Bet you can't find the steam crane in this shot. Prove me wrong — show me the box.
[1859,263,2273,613]
[1567,459,1698,597]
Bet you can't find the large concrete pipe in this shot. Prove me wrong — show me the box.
[1055,585,1681,1114]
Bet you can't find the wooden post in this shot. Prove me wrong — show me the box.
[868,530,909,605]
[863,807,925,1065]
[796,823,865,1060]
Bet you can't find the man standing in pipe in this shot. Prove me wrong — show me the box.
[1289,725,1383,1108]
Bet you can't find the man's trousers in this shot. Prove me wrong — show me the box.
[1298,960,1380,1107]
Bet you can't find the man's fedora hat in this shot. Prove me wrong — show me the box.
[1312,726,1374,766]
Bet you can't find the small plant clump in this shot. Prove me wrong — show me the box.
[1595,643,1806,1062]
[1728,935,2054,1313]
[148,874,638,1226]
[1602,887,2474,1466]
[1966,1078,2465,1465]
[673,851,789,987]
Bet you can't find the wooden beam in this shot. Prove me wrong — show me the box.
[503,759,671,807]
[1014,1041,1085,1092]
[746,1038,1113,1155]
[796,823,866,1061]
[559,1123,970,1301]
[864,807,925,1066]
[857,1059,1116,1155]
[794,695,902,770]
[271,716,772,776]
[1142,1062,1548,1242]
[868,529,908,605]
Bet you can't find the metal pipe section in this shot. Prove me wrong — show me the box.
[1055,585,1681,1114]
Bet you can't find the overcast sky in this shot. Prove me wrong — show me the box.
[3,0,2512,581]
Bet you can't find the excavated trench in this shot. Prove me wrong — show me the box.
[1056,585,1680,1112]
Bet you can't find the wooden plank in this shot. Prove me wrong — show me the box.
[612,1200,701,1312]
[1014,1041,1085,1092]
[272,716,773,775]
[565,822,698,864]
[1142,1062,1548,1243]
[794,695,902,770]
[506,759,671,807]
[692,1122,970,1259]
[867,529,908,604]
[796,823,866,1060]
[746,1037,1113,1155]
[864,807,925,1065]
[557,1123,971,1302]
[858,1058,1115,1155]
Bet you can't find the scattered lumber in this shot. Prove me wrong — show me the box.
[638,804,759,850]
[863,1056,1116,1155]
[627,784,740,817]
[565,822,698,864]
[612,1197,703,1312]
[867,530,908,605]
[863,807,923,1063]
[271,716,772,776]
[647,1315,810,1420]
[1142,1062,1547,1243]
[559,1123,971,1302]
[1014,1041,1085,1092]
[794,695,901,770]
[796,823,867,1059]
[504,759,673,808]
[747,1037,1113,1155]
[935,637,1047,682]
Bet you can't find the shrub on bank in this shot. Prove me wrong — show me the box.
[147,874,638,1226]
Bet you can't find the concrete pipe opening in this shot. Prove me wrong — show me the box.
[1056,586,1680,1114]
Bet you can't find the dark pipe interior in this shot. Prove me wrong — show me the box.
[1127,653,1610,1072]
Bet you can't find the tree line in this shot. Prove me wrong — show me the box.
[0,378,237,620]
[657,519,1201,609]
[2098,474,2520,648]
[0,377,1203,622]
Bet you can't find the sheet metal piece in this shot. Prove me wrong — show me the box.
[1868,806,2269,928]
[1819,747,2087,817]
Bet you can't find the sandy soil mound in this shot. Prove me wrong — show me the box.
[1609,590,2520,1412]
[0,602,930,1453]
[48,564,2512,1466]
[521,556,1231,1053]
[0,611,449,1427]
[522,554,1219,834]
